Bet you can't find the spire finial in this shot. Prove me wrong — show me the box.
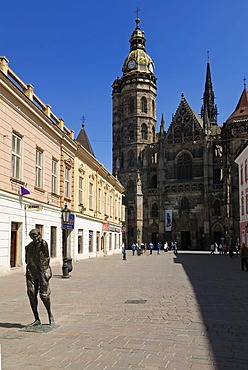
[244,77,246,88]
[207,50,210,63]
[81,115,86,128]
[134,7,141,28]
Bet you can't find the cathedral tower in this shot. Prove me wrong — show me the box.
[112,16,157,245]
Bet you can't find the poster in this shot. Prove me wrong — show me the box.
[165,210,172,231]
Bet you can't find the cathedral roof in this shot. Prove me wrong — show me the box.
[122,18,155,75]
[76,124,95,157]
[226,85,248,122]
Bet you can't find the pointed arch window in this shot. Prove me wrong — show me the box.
[120,152,124,169]
[151,203,159,218]
[129,98,134,114]
[128,206,135,220]
[150,175,157,188]
[181,197,189,211]
[152,100,155,117]
[152,126,156,142]
[141,97,147,113]
[177,153,192,180]
[141,123,148,140]
[126,179,135,194]
[213,199,221,215]
[129,125,134,141]
[128,150,135,168]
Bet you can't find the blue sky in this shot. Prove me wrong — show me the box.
[2,0,247,172]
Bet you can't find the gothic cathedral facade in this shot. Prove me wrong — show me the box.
[112,17,248,249]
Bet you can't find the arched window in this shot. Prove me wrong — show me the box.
[213,199,221,215]
[126,180,135,194]
[141,97,147,113]
[129,125,134,141]
[129,98,134,114]
[128,206,135,219]
[120,152,124,169]
[152,126,156,142]
[152,100,155,117]
[177,153,192,179]
[141,123,148,140]
[181,197,189,211]
[150,175,157,188]
[128,150,135,168]
[151,203,158,218]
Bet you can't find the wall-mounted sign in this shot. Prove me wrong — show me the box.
[27,204,43,211]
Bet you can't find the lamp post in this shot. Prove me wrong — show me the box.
[61,204,71,278]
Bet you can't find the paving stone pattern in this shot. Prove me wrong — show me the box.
[1,250,248,369]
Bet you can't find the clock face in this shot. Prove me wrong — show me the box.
[128,60,137,70]
[149,63,154,73]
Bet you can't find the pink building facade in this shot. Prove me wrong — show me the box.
[235,142,248,247]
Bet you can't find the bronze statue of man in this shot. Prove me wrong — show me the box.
[25,229,54,326]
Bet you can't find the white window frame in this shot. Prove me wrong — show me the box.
[35,148,43,188]
[79,176,83,204]
[64,166,70,198]
[89,183,93,209]
[11,133,22,179]
[52,159,58,194]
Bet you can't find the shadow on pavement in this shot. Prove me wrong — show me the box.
[174,252,248,369]
[0,322,24,329]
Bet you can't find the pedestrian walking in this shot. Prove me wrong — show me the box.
[148,242,154,254]
[210,243,215,254]
[131,243,136,256]
[240,243,248,271]
[174,241,178,254]
[157,242,161,254]
[164,241,168,252]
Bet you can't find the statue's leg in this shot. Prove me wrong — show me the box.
[27,278,41,325]
[40,282,55,325]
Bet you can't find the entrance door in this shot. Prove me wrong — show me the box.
[213,231,222,245]
[10,222,18,267]
[181,231,191,249]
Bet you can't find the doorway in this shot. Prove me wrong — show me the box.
[10,222,19,267]
[181,231,191,249]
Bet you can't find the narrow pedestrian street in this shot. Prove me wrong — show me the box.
[1,250,248,369]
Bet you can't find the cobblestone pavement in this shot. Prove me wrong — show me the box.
[1,250,248,370]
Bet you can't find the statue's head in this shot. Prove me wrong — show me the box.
[29,229,41,243]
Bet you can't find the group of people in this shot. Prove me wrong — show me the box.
[129,240,178,256]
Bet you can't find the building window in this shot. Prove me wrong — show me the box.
[52,159,58,194]
[50,226,57,257]
[141,123,148,140]
[110,195,113,217]
[246,194,248,214]
[64,167,70,198]
[241,196,245,215]
[152,100,155,116]
[89,230,93,252]
[150,175,157,188]
[127,180,135,194]
[128,150,135,168]
[141,97,147,113]
[151,203,158,218]
[11,133,22,179]
[129,98,134,114]
[245,162,248,182]
[98,188,101,213]
[35,148,43,188]
[79,177,83,204]
[177,153,192,180]
[89,183,93,209]
[181,197,189,211]
[152,126,156,142]
[78,230,84,254]
[213,199,221,216]
[241,167,243,185]
[104,192,107,215]
[129,125,134,141]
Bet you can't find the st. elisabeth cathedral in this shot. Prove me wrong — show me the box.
[112,16,248,249]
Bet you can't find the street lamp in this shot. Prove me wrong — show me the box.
[61,204,71,278]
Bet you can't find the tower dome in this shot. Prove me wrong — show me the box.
[122,17,155,75]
